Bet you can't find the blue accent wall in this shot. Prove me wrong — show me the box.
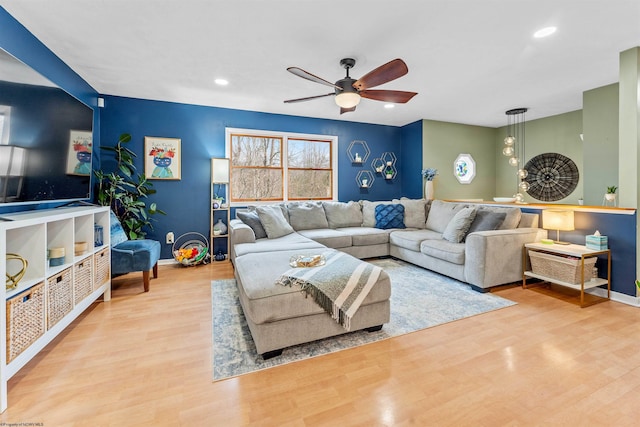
[522,207,637,296]
[99,95,408,259]
[400,120,423,199]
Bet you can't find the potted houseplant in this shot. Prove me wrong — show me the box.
[604,186,617,205]
[94,133,165,239]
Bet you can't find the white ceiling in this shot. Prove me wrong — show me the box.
[1,0,639,127]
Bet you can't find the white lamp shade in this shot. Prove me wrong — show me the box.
[0,145,27,176]
[335,92,361,108]
[542,209,575,231]
[212,158,229,183]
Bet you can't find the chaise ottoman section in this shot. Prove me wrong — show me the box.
[233,249,391,356]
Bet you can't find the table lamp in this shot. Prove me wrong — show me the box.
[542,209,575,245]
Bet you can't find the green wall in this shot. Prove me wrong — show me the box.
[422,120,496,201]
[495,110,584,204]
[583,83,619,206]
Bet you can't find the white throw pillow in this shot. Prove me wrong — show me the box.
[255,205,294,239]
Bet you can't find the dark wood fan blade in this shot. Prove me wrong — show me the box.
[287,67,341,89]
[353,59,409,90]
[340,106,356,114]
[360,90,417,103]
[284,93,335,103]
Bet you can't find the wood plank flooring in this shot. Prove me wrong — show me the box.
[1,261,639,426]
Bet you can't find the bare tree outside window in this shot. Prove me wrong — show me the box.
[228,131,335,202]
[288,138,332,200]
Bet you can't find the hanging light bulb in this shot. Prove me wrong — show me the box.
[519,180,530,192]
[504,136,515,146]
[502,146,514,156]
[509,157,519,167]
[517,169,528,179]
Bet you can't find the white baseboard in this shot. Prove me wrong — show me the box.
[587,287,640,307]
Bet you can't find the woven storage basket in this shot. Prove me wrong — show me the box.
[6,282,45,362]
[529,250,597,285]
[46,267,73,329]
[74,257,93,304]
[93,248,110,289]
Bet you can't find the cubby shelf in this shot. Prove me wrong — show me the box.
[0,205,111,411]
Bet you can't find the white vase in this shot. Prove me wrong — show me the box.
[213,219,227,235]
[424,180,434,200]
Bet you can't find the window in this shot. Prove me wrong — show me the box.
[226,128,337,203]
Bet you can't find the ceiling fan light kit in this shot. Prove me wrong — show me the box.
[285,57,417,114]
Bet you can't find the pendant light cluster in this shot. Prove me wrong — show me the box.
[502,108,528,203]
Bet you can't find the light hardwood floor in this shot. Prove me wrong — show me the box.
[1,261,639,426]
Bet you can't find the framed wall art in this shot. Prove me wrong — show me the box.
[66,130,93,175]
[453,153,476,184]
[144,136,181,180]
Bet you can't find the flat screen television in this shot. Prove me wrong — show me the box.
[0,48,94,207]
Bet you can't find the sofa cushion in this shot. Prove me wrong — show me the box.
[297,229,352,249]
[375,204,406,229]
[390,229,443,252]
[467,210,506,235]
[336,227,390,246]
[442,207,477,243]
[361,200,389,227]
[394,198,427,228]
[237,210,267,239]
[256,205,295,239]
[420,239,466,265]
[425,200,466,233]
[287,201,329,231]
[322,201,363,228]
[234,232,324,257]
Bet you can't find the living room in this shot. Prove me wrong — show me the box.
[1,1,640,424]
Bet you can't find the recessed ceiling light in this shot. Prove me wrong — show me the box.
[384,104,395,109]
[533,26,557,38]
[214,78,229,86]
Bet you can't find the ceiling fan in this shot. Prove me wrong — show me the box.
[284,58,418,114]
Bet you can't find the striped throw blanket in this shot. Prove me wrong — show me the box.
[276,251,383,331]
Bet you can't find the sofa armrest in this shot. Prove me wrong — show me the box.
[230,219,256,246]
[464,227,548,289]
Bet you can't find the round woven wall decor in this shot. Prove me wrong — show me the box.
[523,153,579,202]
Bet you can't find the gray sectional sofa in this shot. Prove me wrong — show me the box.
[229,199,547,357]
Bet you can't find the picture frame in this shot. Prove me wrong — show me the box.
[65,130,93,175]
[144,136,181,180]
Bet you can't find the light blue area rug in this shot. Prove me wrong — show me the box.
[212,258,515,381]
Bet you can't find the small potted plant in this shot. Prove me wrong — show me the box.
[605,186,617,202]
[421,168,438,200]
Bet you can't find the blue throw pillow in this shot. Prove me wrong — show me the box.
[375,204,406,229]
[109,210,129,247]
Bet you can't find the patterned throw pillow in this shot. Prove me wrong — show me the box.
[374,204,406,230]
[109,210,129,247]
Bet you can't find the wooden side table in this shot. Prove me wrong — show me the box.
[522,242,611,307]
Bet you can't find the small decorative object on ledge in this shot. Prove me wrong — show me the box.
[356,170,374,189]
[213,219,227,236]
[603,186,617,206]
[5,253,27,290]
[422,167,437,200]
[347,140,370,164]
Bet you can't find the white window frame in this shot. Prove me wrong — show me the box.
[225,127,338,206]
